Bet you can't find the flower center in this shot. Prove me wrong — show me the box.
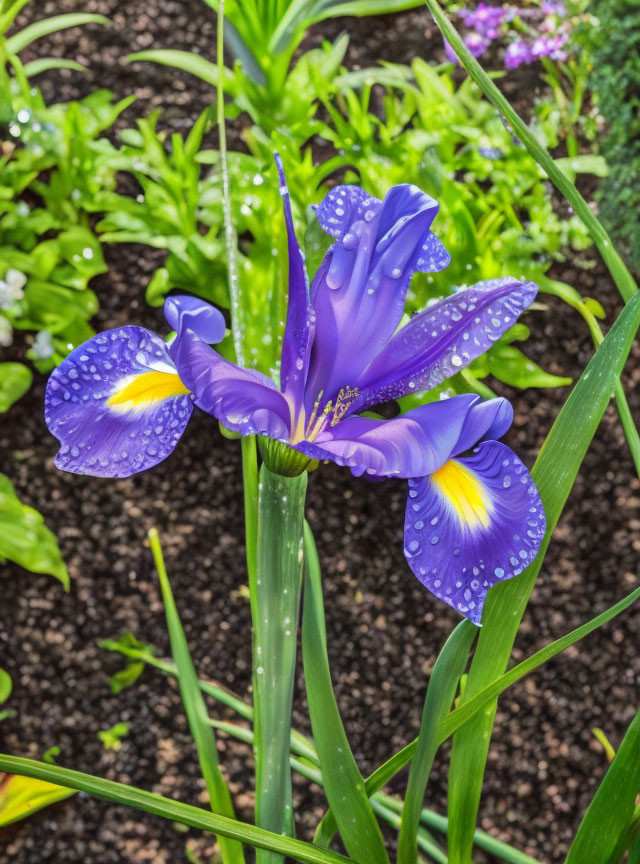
[290,386,359,444]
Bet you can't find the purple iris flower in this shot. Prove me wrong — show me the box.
[460,2,507,39]
[45,158,545,625]
[505,40,534,69]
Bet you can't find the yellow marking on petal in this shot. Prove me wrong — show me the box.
[107,371,190,412]
[431,459,491,530]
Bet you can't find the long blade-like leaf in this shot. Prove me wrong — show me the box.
[253,466,308,864]
[0,756,352,864]
[302,523,390,864]
[148,529,245,864]
[22,58,86,77]
[128,49,223,89]
[447,290,640,862]
[397,621,476,864]
[6,13,107,53]
[565,708,640,864]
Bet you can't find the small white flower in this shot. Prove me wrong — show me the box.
[33,329,54,359]
[0,316,13,347]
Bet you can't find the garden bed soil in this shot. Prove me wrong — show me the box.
[1,2,640,863]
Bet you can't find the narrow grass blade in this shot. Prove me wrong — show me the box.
[22,58,86,76]
[148,529,245,864]
[0,756,352,864]
[565,709,640,864]
[6,14,107,54]
[253,466,308,864]
[446,291,640,862]
[302,523,390,864]
[397,621,477,864]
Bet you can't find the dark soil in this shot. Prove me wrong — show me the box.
[2,2,640,863]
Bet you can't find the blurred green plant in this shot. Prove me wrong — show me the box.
[586,0,640,274]
[0,472,68,587]
[128,0,418,133]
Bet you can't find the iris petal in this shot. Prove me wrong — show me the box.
[294,395,478,478]
[275,155,315,415]
[45,326,193,478]
[352,278,538,411]
[305,184,450,412]
[171,327,292,439]
[404,440,545,625]
[163,295,226,345]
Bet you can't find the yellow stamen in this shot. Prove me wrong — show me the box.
[431,459,491,530]
[107,371,190,412]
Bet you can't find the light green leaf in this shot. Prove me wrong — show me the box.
[487,344,572,389]
[6,13,108,54]
[0,772,75,827]
[98,723,130,751]
[565,709,640,864]
[0,669,11,705]
[0,756,352,864]
[0,362,32,412]
[302,523,390,864]
[397,622,476,864]
[22,58,87,76]
[0,474,68,588]
[128,50,222,89]
[148,528,245,864]
[447,292,640,862]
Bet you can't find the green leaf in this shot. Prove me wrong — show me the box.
[0,362,32,412]
[253,467,308,864]
[565,709,640,864]
[22,58,87,77]
[0,772,75,827]
[397,622,476,864]
[0,756,352,864]
[97,723,130,751]
[0,474,68,588]
[148,528,245,864]
[108,661,146,695]
[128,50,221,88]
[5,13,108,54]
[302,523,390,864]
[0,669,12,705]
[487,344,572,389]
[447,292,640,862]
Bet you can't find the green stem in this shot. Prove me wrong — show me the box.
[0,756,352,864]
[253,465,308,863]
[217,0,244,365]
[423,0,638,305]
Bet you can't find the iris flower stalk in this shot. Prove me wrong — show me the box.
[45,157,545,850]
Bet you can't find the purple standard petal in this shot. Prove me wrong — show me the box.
[505,40,533,69]
[453,396,513,455]
[275,154,315,418]
[305,183,450,412]
[171,327,292,439]
[404,440,545,625]
[294,394,478,479]
[351,277,538,411]
[45,326,193,478]
[164,295,226,344]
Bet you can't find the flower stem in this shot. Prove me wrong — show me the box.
[253,465,308,863]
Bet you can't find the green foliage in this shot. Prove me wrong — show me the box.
[566,708,640,863]
[0,472,68,587]
[97,723,130,751]
[0,86,131,379]
[0,361,31,411]
[587,0,640,272]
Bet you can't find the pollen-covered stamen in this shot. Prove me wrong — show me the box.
[330,386,359,427]
[303,385,359,442]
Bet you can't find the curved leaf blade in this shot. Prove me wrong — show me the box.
[6,13,108,54]
[302,523,390,864]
